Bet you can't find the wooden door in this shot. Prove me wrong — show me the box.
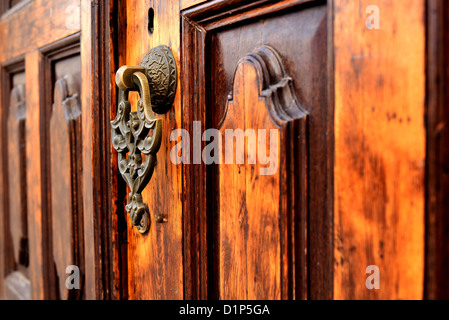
[0,0,114,300]
[116,0,436,300]
[115,0,331,300]
[1,0,447,301]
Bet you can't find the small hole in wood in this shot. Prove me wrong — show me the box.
[148,7,154,35]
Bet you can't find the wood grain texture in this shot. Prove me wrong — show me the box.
[0,61,28,299]
[50,56,83,300]
[182,0,331,300]
[80,0,97,300]
[0,0,32,17]
[51,77,77,300]
[81,0,118,300]
[0,0,85,300]
[38,35,81,300]
[0,0,80,63]
[106,0,122,301]
[219,63,277,300]
[0,0,116,300]
[334,0,426,300]
[122,0,183,300]
[7,82,28,268]
[180,0,208,10]
[0,67,3,300]
[25,50,45,300]
[218,49,308,299]
[425,0,449,300]
[0,0,436,301]
[180,15,209,300]
[114,0,129,301]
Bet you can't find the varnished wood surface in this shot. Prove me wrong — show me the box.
[50,54,83,300]
[0,0,86,300]
[0,64,3,299]
[80,0,108,300]
[1,0,115,300]
[7,82,27,268]
[425,0,449,300]
[217,55,306,300]
[79,0,118,300]
[218,62,282,299]
[0,0,445,301]
[122,0,183,300]
[180,0,208,10]
[1,64,29,300]
[24,50,45,300]
[0,0,79,63]
[0,0,33,18]
[182,0,331,300]
[333,0,426,299]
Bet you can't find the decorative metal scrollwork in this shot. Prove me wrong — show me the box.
[111,45,177,234]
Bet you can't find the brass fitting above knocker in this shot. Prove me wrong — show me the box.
[111,45,177,234]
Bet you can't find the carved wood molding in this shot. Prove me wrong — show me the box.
[220,44,308,299]
[50,73,83,300]
[7,83,29,268]
[223,45,308,128]
[1,59,31,300]
[181,0,316,300]
[182,0,318,31]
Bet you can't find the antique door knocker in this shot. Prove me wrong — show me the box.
[111,45,177,233]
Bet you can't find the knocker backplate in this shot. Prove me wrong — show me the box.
[139,45,177,114]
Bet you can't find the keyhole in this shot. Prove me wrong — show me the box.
[148,7,154,35]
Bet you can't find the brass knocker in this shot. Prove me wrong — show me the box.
[111,45,177,234]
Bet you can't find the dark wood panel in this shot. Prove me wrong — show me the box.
[49,54,83,300]
[80,0,119,300]
[37,36,84,300]
[1,61,30,300]
[0,0,30,16]
[7,82,28,269]
[217,46,308,299]
[0,62,3,300]
[181,15,209,300]
[182,0,332,300]
[425,0,449,300]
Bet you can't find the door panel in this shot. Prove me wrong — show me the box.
[49,49,83,300]
[217,47,307,300]
[3,66,30,300]
[0,0,439,301]
[7,81,27,273]
[0,0,84,300]
[181,0,332,300]
[0,0,109,300]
